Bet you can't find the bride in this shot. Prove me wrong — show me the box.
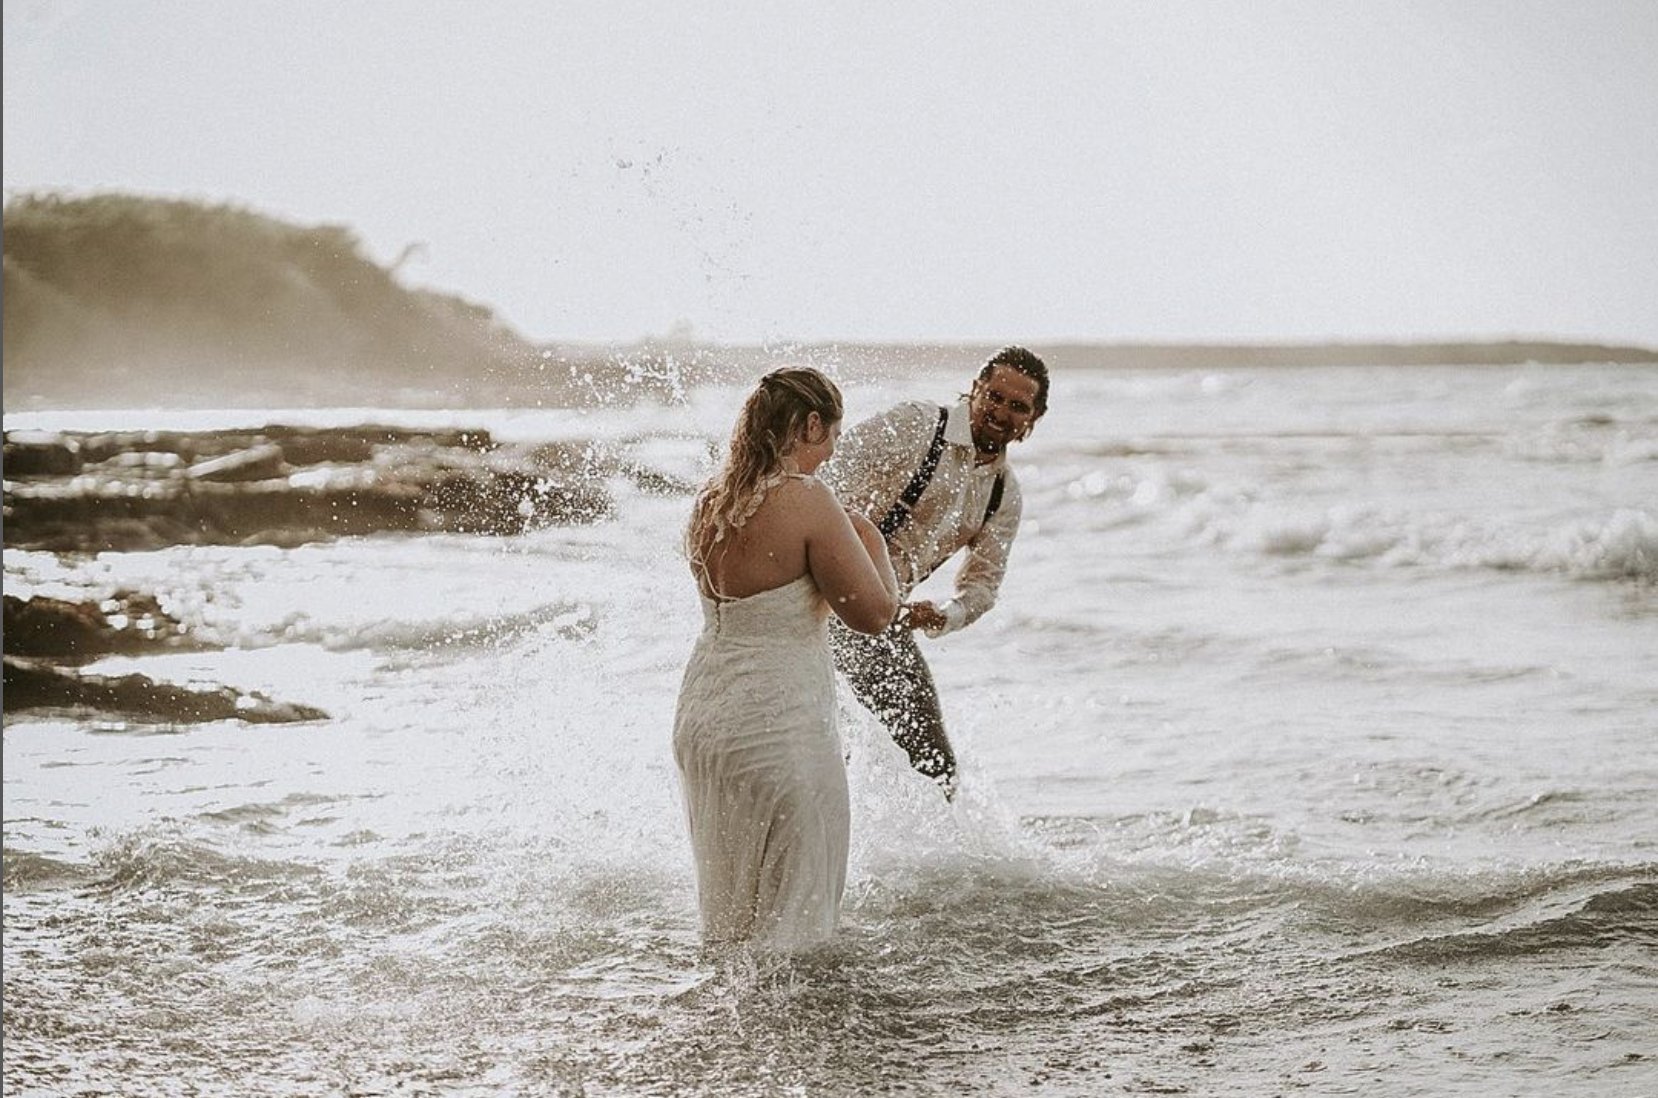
[675,367,899,949]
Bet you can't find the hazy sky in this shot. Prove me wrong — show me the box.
[6,1,1657,346]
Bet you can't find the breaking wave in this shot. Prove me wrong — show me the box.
[1181,501,1657,581]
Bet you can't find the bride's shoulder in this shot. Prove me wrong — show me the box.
[770,473,839,514]
[778,472,835,499]
[778,471,825,489]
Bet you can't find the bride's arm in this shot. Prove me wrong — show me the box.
[846,509,899,608]
[799,482,899,634]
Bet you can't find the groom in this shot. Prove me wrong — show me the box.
[821,346,1048,797]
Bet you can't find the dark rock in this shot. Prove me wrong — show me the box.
[3,655,328,724]
[3,425,611,550]
[3,432,83,477]
[266,433,375,466]
[261,425,494,465]
[4,477,426,550]
[3,593,195,659]
[3,595,108,657]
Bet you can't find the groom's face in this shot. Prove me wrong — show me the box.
[968,365,1042,456]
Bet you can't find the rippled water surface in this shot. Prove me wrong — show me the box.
[5,363,1657,1096]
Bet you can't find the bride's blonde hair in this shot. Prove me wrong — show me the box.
[687,366,843,567]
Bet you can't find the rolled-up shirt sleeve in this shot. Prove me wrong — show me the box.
[927,480,1021,637]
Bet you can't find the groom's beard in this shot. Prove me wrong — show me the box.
[975,429,1017,457]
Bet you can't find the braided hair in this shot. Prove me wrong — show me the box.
[686,366,843,572]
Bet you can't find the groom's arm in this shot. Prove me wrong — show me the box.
[921,480,1023,637]
[819,401,935,521]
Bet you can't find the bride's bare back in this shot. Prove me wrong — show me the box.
[696,475,897,635]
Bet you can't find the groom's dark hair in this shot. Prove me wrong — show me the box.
[979,346,1049,417]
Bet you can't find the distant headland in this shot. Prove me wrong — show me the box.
[5,193,1654,411]
[3,192,544,410]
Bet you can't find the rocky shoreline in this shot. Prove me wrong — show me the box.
[3,423,696,725]
[3,655,329,725]
[2,424,636,552]
[1,592,325,725]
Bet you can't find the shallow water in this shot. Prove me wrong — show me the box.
[5,362,1657,1096]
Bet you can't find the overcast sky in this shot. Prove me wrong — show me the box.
[6,1,1657,346]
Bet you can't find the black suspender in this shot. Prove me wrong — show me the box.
[983,473,1005,526]
[877,405,1007,538]
[878,407,948,538]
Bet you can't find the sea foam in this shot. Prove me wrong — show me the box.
[1187,500,1657,582]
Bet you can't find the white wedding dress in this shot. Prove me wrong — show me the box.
[673,569,848,949]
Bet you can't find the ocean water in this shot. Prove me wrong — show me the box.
[4,362,1656,1097]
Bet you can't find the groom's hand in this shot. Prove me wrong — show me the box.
[902,601,947,633]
